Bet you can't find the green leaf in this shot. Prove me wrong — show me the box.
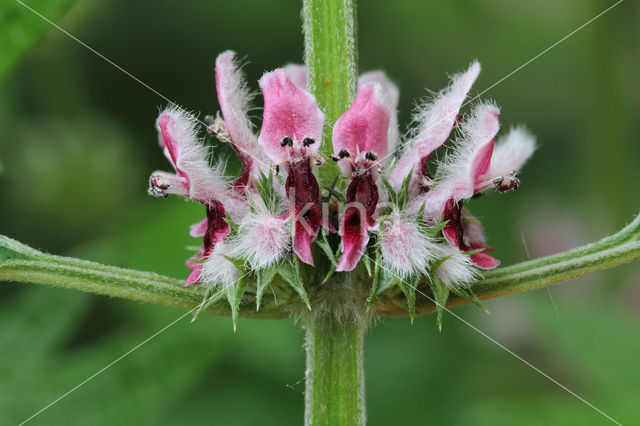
[0,0,74,82]
[255,268,277,311]
[227,278,248,332]
[278,258,311,309]
[429,276,450,332]
[0,235,41,261]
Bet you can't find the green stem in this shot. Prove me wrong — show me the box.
[302,0,358,186]
[304,311,367,426]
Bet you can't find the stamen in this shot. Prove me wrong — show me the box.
[365,151,377,161]
[148,175,169,198]
[493,175,520,192]
[280,136,293,147]
[338,149,350,159]
[204,114,230,142]
[302,137,315,147]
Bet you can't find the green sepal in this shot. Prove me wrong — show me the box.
[222,255,246,272]
[255,268,278,311]
[426,219,448,238]
[397,169,414,209]
[278,258,311,310]
[315,230,337,267]
[227,278,249,332]
[362,248,372,277]
[450,285,489,313]
[225,213,240,235]
[255,169,279,213]
[367,250,397,308]
[463,247,486,257]
[430,254,452,272]
[324,174,344,202]
[429,276,450,332]
[321,245,342,284]
[191,286,226,322]
[380,175,397,203]
[397,275,418,323]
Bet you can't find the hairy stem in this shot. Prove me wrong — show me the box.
[304,311,367,426]
[302,0,358,186]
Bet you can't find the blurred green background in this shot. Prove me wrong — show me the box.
[1,0,639,424]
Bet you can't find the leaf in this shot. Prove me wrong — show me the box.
[429,276,450,332]
[278,258,310,310]
[0,0,75,82]
[227,278,248,332]
[255,268,277,311]
[0,235,41,261]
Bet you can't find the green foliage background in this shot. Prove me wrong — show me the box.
[1,0,639,424]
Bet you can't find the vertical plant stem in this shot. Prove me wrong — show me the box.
[301,1,364,423]
[304,313,367,426]
[302,0,358,186]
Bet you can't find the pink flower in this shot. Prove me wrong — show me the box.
[258,69,325,265]
[331,81,394,271]
[147,50,537,297]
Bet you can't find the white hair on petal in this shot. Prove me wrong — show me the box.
[215,51,269,170]
[436,101,500,200]
[488,126,536,178]
[433,244,477,289]
[401,61,480,157]
[232,211,291,270]
[156,105,230,202]
[379,211,437,279]
[200,242,240,291]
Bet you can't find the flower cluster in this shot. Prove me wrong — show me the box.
[148,51,535,319]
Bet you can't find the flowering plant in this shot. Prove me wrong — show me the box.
[1,0,638,424]
[149,52,536,329]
